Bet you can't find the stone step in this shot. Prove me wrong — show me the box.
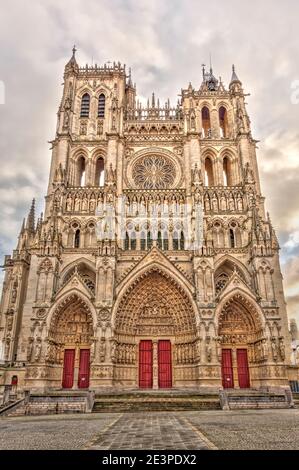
[92,396,221,412]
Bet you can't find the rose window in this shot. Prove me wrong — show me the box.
[132,155,176,189]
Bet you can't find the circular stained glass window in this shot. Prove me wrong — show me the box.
[132,155,176,189]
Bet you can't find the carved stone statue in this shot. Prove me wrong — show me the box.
[212,195,218,212]
[261,339,269,360]
[110,340,117,363]
[66,196,72,211]
[271,339,278,360]
[4,339,10,360]
[279,338,285,361]
[205,338,212,362]
[11,280,18,304]
[34,340,42,362]
[99,337,106,363]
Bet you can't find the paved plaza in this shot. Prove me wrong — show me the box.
[0,409,299,450]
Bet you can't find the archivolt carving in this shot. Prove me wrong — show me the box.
[218,293,263,344]
[48,293,95,348]
[114,270,196,336]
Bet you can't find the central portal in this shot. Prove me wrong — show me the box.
[114,270,197,389]
[139,340,172,389]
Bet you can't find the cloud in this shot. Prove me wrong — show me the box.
[0,0,299,322]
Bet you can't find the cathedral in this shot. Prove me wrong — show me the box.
[0,49,293,394]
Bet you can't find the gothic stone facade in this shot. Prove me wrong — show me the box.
[0,51,291,392]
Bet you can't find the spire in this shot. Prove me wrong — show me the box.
[201,58,218,91]
[65,45,79,75]
[128,67,133,87]
[26,199,35,232]
[230,64,241,84]
[20,218,25,234]
[152,92,155,108]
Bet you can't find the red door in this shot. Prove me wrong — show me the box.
[158,340,172,388]
[222,349,234,389]
[237,349,250,388]
[62,349,75,389]
[139,340,153,388]
[78,349,90,389]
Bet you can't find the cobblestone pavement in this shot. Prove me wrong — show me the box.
[0,409,299,450]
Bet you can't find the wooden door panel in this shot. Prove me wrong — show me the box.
[237,349,250,388]
[158,340,172,388]
[139,340,153,388]
[222,349,234,389]
[62,349,75,389]
[78,349,90,389]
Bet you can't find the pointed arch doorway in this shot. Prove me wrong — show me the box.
[218,293,262,389]
[114,269,197,389]
[48,294,94,389]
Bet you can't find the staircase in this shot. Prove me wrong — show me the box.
[293,393,299,408]
[220,389,293,410]
[92,390,221,413]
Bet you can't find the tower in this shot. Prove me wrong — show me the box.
[0,51,292,393]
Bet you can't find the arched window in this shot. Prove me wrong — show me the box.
[80,93,90,118]
[204,157,214,186]
[173,231,179,250]
[140,231,146,250]
[157,231,162,249]
[95,157,105,186]
[98,94,105,118]
[202,107,211,138]
[78,156,86,186]
[74,229,80,248]
[219,106,228,138]
[125,232,130,250]
[131,232,137,250]
[180,231,185,250]
[147,231,152,250]
[229,228,235,248]
[223,157,232,186]
[163,235,169,251]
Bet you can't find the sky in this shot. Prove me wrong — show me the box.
[0,0,298,322]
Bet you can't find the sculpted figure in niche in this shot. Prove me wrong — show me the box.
[204,194,210,211]
[4,339,10,360]
[195,339,201,361]
[6,315,13,332]
[279,338,285,361]
[75,196,80,212]
[237,196,243,211]
[99,337,106,363]
[261,339,269,360]
[205,338,212,362]
[34,341,42,362]
[271,339,278,360]
[89,197,96,213]
[212,195,218,212]
[110,340,117,363]
[66,196,73,211]
[11,280,18,304]
[82,197,88,211]
[27,339,34,361]
[228,195,235,211]
[220,195,226,211]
